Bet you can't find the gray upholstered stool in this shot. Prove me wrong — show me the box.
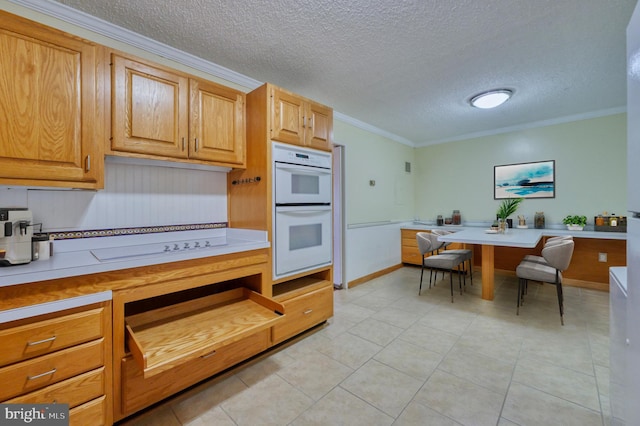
[416,232,466,302]
[430,229,473,286]
[516,239,575,325]
[522,235,573,265]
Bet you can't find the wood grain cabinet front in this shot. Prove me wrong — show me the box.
[111,53,246,167]
[69,395,107,426]
[0,307,105,367]
[272,281,333,345]
[401,228,469,266]
[0,11,104,189]
[270,86,332,151]
[121,329,270,415]
[0,302,112,425]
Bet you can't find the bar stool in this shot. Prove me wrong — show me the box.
[522,235,573,265]
[416,232,466,302]
[515,239,575,325]
[430,229,473,286]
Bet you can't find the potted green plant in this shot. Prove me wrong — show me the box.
[562,215,587,231]
[496,198,523,232]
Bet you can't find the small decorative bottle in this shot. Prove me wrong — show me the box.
[534,212,545,229]
[452,210,461,225]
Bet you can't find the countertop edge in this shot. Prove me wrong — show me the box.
[0,291,113,324]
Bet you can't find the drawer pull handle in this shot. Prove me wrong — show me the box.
[303,309,313,315]
[27,336,57,346]
[28,368,57,381]
[201,350,217,359]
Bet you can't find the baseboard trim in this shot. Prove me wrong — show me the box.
[348,264,403,288]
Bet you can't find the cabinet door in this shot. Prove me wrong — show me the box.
[111,54,189,159]
[189,79,245,166]
[270,88,305,145]
[305,101,333,151]
[0,13,103,188]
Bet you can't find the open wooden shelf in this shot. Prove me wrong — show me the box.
[272,275,332,301]
[125,288,284,378]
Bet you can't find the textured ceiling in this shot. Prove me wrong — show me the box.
[53,0,636,145]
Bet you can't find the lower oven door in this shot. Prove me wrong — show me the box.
[274,205,332,280]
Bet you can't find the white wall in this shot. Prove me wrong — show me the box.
[344,223,405,285]
[334,120,416,226]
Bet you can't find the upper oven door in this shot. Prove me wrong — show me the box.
[274,162,332,205]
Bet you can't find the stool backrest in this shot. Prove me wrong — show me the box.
[416,232,434,255]
[545,235,573,247]
[430,229,451,249]
[542,240,574,271]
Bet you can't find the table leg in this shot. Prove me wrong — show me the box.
[481,244,495,300]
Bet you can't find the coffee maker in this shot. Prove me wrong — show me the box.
[0,208,33,266]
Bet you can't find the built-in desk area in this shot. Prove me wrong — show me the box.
[401,224,626,299]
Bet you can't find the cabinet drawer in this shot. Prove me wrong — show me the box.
[272,285,333,344]
[402,251,423,265]
[401,229,421,239]
[69,395,106,426]
[0,307,104,367]
[0,339,104,400]
[122,328,269,415]
[5,367,104,409]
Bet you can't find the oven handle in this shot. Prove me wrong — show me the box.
[275,164,331,175]
[276,208,331,216]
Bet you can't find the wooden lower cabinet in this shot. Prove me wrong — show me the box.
[0,302,112,425]
[0,307,105,366]
[121,329,270,415]
[272,285,333,344]
[5,367,104,407]
[70,395,107,426]
[401,228,468,265]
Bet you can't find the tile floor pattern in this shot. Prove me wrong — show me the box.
[118,268,611,426]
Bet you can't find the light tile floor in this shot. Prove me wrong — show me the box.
[118,267,611,426]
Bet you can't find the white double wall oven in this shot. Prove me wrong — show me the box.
[272,142,332,280]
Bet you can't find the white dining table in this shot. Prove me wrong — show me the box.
[437,228,544,300]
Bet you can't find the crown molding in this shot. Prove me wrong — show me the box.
[416,106,627,147]
[333,112,415,147]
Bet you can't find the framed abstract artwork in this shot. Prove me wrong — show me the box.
[494,160,555,199]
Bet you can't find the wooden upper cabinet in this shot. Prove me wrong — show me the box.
[306,101,333,151]
[270,87,332,151]
[111,53,246,167]
[111,54,189,159]
[271,88,305,145]
[0,11,104,189]
[189,79,245,165]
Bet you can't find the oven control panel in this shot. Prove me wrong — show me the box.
[272,142,331,169]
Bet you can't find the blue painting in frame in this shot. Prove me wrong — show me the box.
[494,160,555,199]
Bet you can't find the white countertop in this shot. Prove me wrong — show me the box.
[0,228,269,288]
[610,266,628,293]
[437,227,544,248]
[404,222,627,241]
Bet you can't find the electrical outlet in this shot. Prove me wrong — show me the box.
[598,252,607,262]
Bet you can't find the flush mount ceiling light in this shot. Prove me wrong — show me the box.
[469,89,513,109]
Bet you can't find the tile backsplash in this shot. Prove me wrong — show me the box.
[0,161,228,233]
